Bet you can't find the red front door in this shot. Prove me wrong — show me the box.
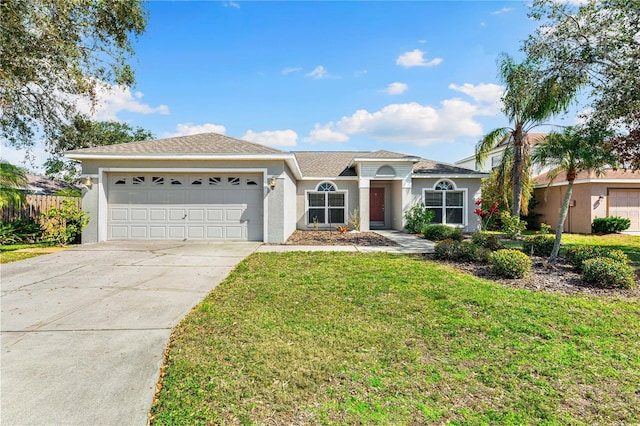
[370,188,385,222]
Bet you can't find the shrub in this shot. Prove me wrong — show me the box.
[347,208,361,231]
[471,232,503,251]
[582,257,636,289]
[0,218,44,244]
[565,245,629,271]
[500,211,527,238]
[422,224,463,242]
[434,239,490,263]
[522,235,555,257]
[592,216,631,234]
[404,203,435,234]
[489,249,532,279]
[41,199,89,245]
[538,223,551,235]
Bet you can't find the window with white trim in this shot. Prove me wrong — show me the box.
[307,182,346,225]
[423,180,465,226]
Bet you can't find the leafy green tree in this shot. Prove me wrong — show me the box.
[0,161,28,209]
[532,127,617,260]
[475,54,577,217]
[0,0,148,151]
[45,115,155,179]
[525,0,640,169]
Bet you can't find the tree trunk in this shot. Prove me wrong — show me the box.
[551,181,574,260]
[512,125,524,217]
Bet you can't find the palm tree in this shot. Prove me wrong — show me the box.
[0,161,28,209]
[476,53,577,217]
[532,127,616,260]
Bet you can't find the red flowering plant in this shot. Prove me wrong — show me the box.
[474,199,500,231]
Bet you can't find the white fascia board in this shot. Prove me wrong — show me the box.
[65,153,294,162]
[412,173,489,179]
[535,178,640,189]
[283,156,303,180]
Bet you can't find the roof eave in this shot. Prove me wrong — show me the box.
[412,172,489,179]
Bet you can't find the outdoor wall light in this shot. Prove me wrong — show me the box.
[83,176,93,189]
[598,195,605,201]
[268,176,277,190]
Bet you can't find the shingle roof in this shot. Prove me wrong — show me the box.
[413,159,484,175]
[66,133,285,155]
[293,152,362,177]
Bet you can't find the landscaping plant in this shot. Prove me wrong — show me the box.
[422,224,462,242]
[489,249,532,278]
[473,199,500,231]
[434,239,490,263]
[500,211,527,238]
[592,216,631,234]
[404,202,435,234]
[522,235,555,257]
[0,219,44,244]
[41,199,89,245]
[565,245,629,272]
[471,232,504,251]
[582,257,636,289]
[347,208,361,231]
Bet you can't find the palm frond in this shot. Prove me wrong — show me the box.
[475,127,510,168]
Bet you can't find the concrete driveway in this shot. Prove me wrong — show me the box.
[1,241,260,425]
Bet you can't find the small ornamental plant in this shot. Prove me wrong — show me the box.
[422,224,463,242]
[434,239,490,263]
[522,235,555,257]
[582,257,636,289]
[565,245,630,271]
[488,249,532,279]
[592,216,631,234]
[474,199,500,231]
[335,225,349,234]
[471,232,503,251]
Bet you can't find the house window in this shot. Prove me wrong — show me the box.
[423,180,465,226]
[307,182,346,225]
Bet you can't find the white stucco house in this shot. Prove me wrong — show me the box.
[66,133,488,243]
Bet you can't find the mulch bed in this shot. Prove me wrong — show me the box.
[282,230,638,298]
[284,230,398,246]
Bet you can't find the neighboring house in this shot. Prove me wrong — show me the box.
[533,169,640,234]
[455,133,548,176]
[65,133,487,243]
[25,174,81,195]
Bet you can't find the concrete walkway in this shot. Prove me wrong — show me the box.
[1,241,260,426]
[256,230,434,254]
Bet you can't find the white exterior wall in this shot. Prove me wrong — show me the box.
[295,179,359,230]
[411,177,483,232]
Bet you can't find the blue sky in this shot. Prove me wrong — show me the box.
[3,0,582,172]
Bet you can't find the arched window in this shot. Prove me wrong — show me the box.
[423,180,465,226]
[375,165,396,177]
[307,182,346,225]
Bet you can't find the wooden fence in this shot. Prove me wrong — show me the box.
[1,195,81,222]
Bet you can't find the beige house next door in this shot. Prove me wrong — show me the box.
[609,189,640,232]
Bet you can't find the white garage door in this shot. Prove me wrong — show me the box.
[609,189,640,232]
[107,173,264,241]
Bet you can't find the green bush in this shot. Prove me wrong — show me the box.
[434,239,490,263]
[522,235,555,257]
[489,249,532,279]
[582,257,636,289]
[422,224,463,242]
[565,245,629,271]
[404,203,435,234]
[592,216,631,234]
[471,232,503,251]
[41,199,89,245]
[500,211,527,238]
[0,218,44,244]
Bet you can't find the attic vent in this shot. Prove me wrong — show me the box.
[376,165,396,177]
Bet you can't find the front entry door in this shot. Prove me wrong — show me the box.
[370,188,385,224]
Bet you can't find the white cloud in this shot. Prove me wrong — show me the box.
[307,100,490,145]
[77,83,170,121]
[385,82,408,95]
[354,69,368,77]
[491,7,513,15]
[305,65,329,79]
[282,67,302,74]
[0,143,48,174]
[242,129,298,146]
[396,49,443,68]
[417,39,427,44]
[449,83,504,104]
[480,21,487,27]
[224,1,240,8]
[304,123,349,143]
[168,123,227,138]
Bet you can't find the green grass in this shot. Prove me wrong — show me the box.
[0,243,55,263]
[151,252,640,425]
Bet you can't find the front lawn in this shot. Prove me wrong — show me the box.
[151,252,639,425]
[0,243,54,264]
[561,233,640,270]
